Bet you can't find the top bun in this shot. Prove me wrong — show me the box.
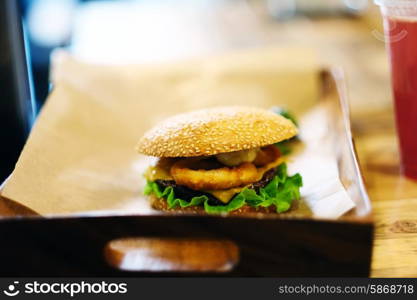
[136,106,297,157]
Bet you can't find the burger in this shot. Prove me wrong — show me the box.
[136,106,302,215]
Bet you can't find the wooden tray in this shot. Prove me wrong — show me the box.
[0,70,373,277]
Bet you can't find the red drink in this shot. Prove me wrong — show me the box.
[386,16,417,179]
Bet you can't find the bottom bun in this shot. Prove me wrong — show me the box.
[149,195,279,215]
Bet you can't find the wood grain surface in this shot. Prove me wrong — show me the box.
[354,111,417,277]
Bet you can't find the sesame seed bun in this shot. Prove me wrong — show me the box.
[137,106,297,157]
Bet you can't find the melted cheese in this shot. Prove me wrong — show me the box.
[207,187,246,204]
[144,155,285,204]
[144,158,175,181]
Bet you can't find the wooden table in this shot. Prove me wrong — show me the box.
[354,111,417,277]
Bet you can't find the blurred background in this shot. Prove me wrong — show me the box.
[18,0,385,106]
[0,0,389,181]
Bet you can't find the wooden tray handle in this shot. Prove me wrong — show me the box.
[104,237,239,273]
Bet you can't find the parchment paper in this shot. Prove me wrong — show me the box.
[1,47,355,217]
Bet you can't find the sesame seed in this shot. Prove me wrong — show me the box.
[136,106,296,157]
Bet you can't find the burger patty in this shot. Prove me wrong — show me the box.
[155,167,276,206]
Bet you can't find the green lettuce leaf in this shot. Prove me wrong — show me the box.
[275,140,292,155]
[204,193,246,214]
[271,106,298,126]
[144,182,207,208]
[143,163,302,214]
[239,164,302,213]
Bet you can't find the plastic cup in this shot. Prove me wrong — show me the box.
[375,0,417,179]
